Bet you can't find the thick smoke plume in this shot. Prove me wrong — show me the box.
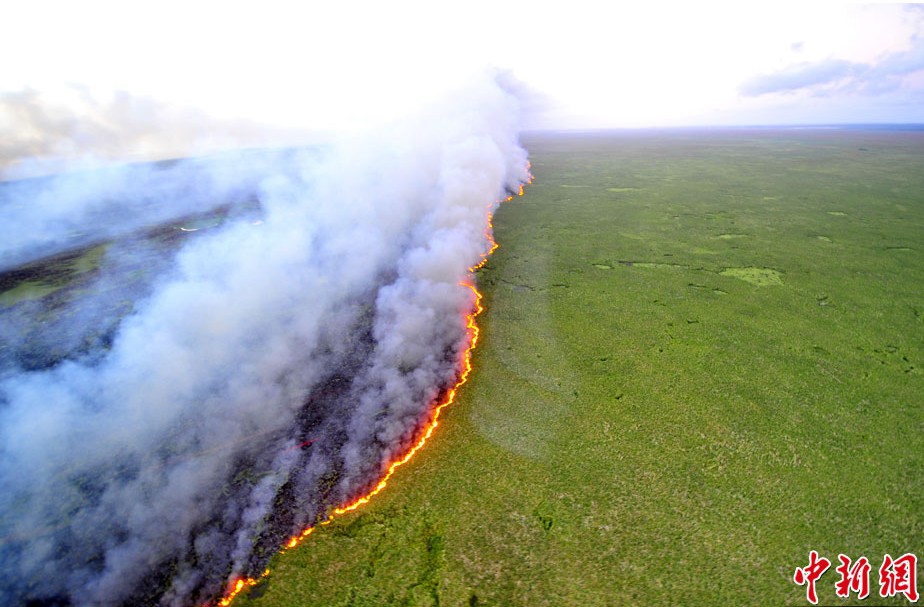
[0,75,529,606]
[0,85,319,180]
[0,149,292,271]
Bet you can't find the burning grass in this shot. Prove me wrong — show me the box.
[0,87,531,605]
[163,130,924,605]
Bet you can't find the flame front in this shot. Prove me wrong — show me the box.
[208,176,530,606]
[331,279,483,517]
[217,570,269,607]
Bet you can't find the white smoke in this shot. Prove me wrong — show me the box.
[0,74,529,606]
[0,85,322,179]
[0,149,293,271]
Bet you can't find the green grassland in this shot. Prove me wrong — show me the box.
[242,128,923,606]
[0,244,108,308]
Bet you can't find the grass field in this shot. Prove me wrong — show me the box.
[233,128,924,607]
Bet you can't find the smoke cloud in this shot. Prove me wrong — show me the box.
[0,85,321,179]
[0,148,296,271]
[0,74,529,606]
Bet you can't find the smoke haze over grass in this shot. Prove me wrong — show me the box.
[0,85,324,179]
[0,74,529,606]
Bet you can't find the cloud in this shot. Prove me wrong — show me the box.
[739,59,858,96]
[876,35,924,76]
[739,35,924,99]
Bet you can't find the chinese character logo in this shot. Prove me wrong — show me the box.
[835,554,871,600]
[880,553,919,602]
[794,551,918,604]
[794,550,831,605]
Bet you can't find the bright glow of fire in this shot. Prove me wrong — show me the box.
[207,174,530,606]
[330,279,482,517]
[217,569,270,607]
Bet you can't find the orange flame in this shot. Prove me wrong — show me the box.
[331,279,482,517]
[207,178,529,606]
[217,569,270,607]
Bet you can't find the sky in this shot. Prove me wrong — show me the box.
[2,1,924,163]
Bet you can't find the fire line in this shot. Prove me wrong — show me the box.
[212,176,530,607]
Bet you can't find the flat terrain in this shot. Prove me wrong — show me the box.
[235,129,924,606]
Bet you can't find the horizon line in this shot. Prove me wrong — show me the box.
[523,122,924,135]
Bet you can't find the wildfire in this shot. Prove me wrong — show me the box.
[217,570,269,607]
[208,176,530,606]
[471,212,499,271]
[331,279,483,517]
